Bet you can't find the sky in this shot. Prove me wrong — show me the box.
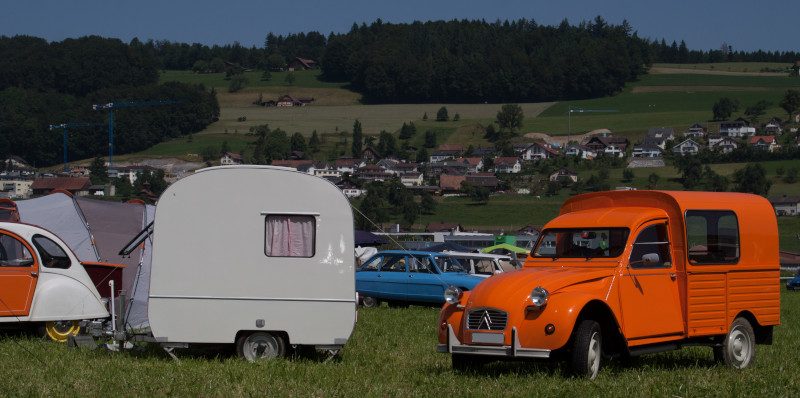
[1,0,797,53]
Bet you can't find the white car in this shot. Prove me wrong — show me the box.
[446,252,519,278]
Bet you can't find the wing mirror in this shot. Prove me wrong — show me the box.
[628,253,660,268]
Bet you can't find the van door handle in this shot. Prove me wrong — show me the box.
[30,272,38,277]
[670,274,677,280]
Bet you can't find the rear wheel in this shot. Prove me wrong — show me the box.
[361,296,381,308]
[236,332,286,362]
[570,320,602,379]
[42,320,81,343]
[716,317,755,369]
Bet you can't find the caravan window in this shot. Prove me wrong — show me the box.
[264,215,315,258]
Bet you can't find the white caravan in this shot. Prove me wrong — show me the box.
[138,166,356,360]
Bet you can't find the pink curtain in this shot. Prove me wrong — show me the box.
[265,215,314,257]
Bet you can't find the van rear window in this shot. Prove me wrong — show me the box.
[686,210,739,265]
[264,215,315,257]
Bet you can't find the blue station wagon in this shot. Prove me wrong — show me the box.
[356,250,485,307]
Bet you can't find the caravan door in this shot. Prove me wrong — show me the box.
[0,230,37,316]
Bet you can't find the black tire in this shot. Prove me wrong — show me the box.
[236,332,286,362]
[361,296,381,308]
[717,317,755,369]
[451,354,488,371]
[570,320,602,379]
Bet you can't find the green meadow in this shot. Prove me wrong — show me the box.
[2,290,799,396]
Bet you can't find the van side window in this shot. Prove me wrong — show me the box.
[0,233,34,267]
[686,210,740,265]
[32,235,71,269]
[264,215,315,258]
[629,224,671,268]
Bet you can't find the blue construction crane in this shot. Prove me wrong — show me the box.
[48,122,105,172]
[91,101,183,168]
[567,105,619,143]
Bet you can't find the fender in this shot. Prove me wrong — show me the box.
[28,273,109,322]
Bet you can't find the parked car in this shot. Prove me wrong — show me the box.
[438,191,780,379]
[357,250,484,307]
[447,252,518,278]
[787,268,800,290]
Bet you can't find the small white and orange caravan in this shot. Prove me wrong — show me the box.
[0,221,124,341]
[136,165,357,360]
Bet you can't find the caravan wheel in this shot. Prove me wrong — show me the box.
[42,320,81,343]
[236,332,286,361]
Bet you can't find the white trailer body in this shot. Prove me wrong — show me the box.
[147,166,356,354]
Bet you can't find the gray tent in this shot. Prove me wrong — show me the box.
[11,192,154,329]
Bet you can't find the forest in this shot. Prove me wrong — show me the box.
[0,35,219,168]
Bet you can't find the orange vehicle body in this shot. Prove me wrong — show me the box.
[437,191,780,376]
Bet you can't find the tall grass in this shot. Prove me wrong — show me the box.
[1,289,799,396]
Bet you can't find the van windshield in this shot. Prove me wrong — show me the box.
[533,228,629,259]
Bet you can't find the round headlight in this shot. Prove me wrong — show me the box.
[444,285,463,305]
[530,286,549,307]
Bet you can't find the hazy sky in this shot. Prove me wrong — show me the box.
[2,0,797,53]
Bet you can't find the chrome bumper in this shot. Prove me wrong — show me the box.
[437,324,551,359]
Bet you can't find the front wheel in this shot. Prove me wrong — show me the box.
[236,332,286,362]
[716,317,755,369]
[570,320,602,379]
[42,320,81,343]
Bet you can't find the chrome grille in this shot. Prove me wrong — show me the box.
[466,308,508,331]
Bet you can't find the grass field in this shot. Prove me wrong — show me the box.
[2,288,799,396]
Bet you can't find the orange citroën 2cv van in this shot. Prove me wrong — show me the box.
[437,191,780,378]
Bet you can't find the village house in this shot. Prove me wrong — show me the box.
[287,57,317,71]
[457,157,483,173]
[400,172,424,187]
[336,179,363,198]
[769,195,800,216]
[763,118,783,135]
[429,150,460,163]
[564,144,595,159]
[683,123,707,138]
[394,162,419,175]
[466,173,499,192]
[439,174,467,195]
[428,161,470,177]
[710,136,739,153]
[276,94,314,107]
[585,136,629,158]
[354,164,392,183]
[643,127,675,149]
[750,136,779,152]
[519,142,561,161]
[632,144,662,158]
[0,173,33,199]
[549,167,578,183]
[672,139,703,156]
[334,158,366,174]
[493,157,522,173]
[719,120,755,137]
[361,146,381,162]
[30,177,91,197]
[220,152,245,165]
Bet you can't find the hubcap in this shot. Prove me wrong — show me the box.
[588,331,601,377]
